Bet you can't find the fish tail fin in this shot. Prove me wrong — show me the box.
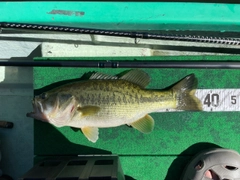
[173,74,202,111]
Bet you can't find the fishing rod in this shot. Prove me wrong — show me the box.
[1,60,240,69]
[1,22,240,69]
[1,22,240,45]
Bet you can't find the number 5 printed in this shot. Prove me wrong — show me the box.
[231,95,237,105]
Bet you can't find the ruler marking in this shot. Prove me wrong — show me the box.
[196,89,240,112]
[157,89,240,112]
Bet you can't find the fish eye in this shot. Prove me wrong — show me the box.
[40,93,47,99]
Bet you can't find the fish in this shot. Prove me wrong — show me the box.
[26,69,202,143]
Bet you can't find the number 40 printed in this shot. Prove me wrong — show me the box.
[203,93,237,107]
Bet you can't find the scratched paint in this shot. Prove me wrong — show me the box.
[47,9,85,16]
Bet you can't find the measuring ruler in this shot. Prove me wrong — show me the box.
[196,89,240,112]
[162,89,240,112]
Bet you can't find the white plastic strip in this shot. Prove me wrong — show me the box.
[161,89,240,112]
[196,89,240,112]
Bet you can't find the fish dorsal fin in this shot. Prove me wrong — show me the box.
[129,114,154,133]
[120,69,150,88]
[90,72,118,80]
[81,127,99,143]
[77,105,100,116]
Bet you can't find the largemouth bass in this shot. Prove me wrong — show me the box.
[27,69,202,142]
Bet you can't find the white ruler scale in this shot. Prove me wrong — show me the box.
[162,89,240,112]
[195,89,240,112]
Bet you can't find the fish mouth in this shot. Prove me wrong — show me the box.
[26,99,48,122]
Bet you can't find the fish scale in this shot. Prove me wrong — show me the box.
[64,80,186,125]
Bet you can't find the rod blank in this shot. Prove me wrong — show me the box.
[1,60,240,69]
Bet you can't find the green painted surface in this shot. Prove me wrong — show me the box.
[1,2,240,31]
[120,156,189,180]
[33,56,240,179]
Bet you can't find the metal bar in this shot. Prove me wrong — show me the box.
[1,60,240,69]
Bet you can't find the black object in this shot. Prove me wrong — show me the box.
[0,174,14,180]
[1,22,240,45]
[0,121,13,129]
[19,155,125,180]
[1,60,240,69]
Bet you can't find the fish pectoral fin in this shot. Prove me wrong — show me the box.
[81,127,99,143]
[130,114,154,134]
[77,106,100,116]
